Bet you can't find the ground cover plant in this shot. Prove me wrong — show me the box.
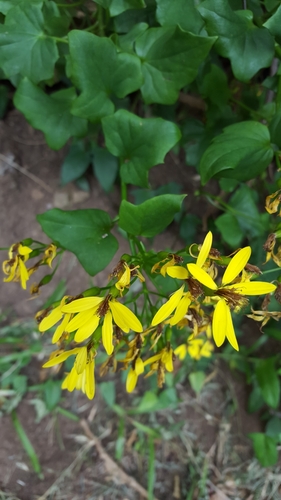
[2,0,281,496]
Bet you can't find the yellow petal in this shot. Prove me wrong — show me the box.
[225,305,239,351]
[75,346,88,374]
[222,247,251,285]
[109,300,143,333]
[174,344,187,360]
[52,313,71,343]
[18,244,32,256]
[74,315,100,343]
[187,263,217,290]
[62,297,103,313]
[135,357,144,375]
[39,307,63,332]
[200,341,214,358]
[85,357,95,400]
[229,281,276,295]
[151,285,185,326]
[66,309,95,333]
[169,294,191,325]
[166,266,188,279]
[143,353,162,366]
[115,265,131,290]
[19,258,29,289]
[62,366,78,392]
[161,350,173,372]
[197,231,212,268]
[126,368,138,393]
[212,299,227,347]
[43,348,80,367]
[102,310,113,355]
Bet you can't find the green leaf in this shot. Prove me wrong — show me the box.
[266,417,281,443]
[92,146,119,192]
[256,358,280,409]
[113,0,156,33]
[200,121,274,184]
[0,2,59,83]
[229,185,266,238]
[182,118,212,169]
[269,110,281,148]
[198,0,275,81]
[99,381,116,407]
[247,385,264,413]
[113,22,148,53]
[14,79,87,150]
[43,380,61,411]
[215,213,243,248]
[264,0,280,11]
[95,0,145,16]
[0,0,42,16]
[199,64,230,110]
[68,30,143,122]
[135,26,216,104]
[61,143,91,185]
[119,194,186,237]
[189,371,205,394]
[133,391,159,413]
[249,433,278,467]
[0,84,9,119]
[155,0,204,34]
[37,208,118,275]
[102,109,181,187]
[264,5,281,44]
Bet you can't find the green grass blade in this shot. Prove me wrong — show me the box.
[11,410,43,478]
[147,436,155,500]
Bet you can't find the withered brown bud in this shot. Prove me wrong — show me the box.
[209,248,221,259]
[263,233,276,253]
[186,277,203,299]
[274,284,281,304]
[110,260,125,278]
[97,295,111,317]
[262,294,271,310]
[245,263,262,274]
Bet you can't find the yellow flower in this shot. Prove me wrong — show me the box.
[151,254,183,276]
[37,296,72,344]
[143,346,174,387]
[43,346,95,400]
[43,244,57,268]
[265,189,281,215]
[61,295,143,355]
[175,334,214,361]
[151,285,186,326]
[62,350,95,400]
[126,357,144,393]
[3,242,32,289]
[187,247,276,351]
[166,231,213,280]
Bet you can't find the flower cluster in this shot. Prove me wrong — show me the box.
[2,241,57,291]
[3,234,278,401]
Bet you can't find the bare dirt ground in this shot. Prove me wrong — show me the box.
[0,110,280,500]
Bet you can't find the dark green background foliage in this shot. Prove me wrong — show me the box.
[1,0,281,270]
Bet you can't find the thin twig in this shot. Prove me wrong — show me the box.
[80,418,159,500]
[0,153,53,193]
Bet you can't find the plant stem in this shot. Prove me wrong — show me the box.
[97,5,105,37]
[230,97,263,119]
[51,36,69,44]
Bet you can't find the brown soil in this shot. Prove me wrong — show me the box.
[0,110,273,500]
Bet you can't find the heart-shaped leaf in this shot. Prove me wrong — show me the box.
[14,78,87,150]
[102,109,181,187]
[37,208,118,276]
